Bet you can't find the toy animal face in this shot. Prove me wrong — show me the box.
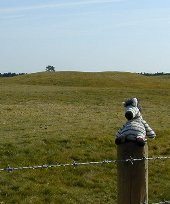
[123,98,141,120]
[124,105,140,120]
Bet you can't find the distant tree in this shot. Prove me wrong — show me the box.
[45,65,55,72]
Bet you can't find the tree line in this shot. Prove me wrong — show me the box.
[1,70,169,78]
[0,72,26,77]
[140,72,170,76]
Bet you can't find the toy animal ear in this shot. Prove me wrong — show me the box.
[135,98,142,112]
[133,98,138,107]
[123,100,131,107]
[123,98,135,107]
[123,97,142,111]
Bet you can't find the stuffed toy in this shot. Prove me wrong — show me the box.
[115,97,156,146]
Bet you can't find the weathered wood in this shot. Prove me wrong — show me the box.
[117,142,148,204]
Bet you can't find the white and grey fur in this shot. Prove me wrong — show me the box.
[115,97,156,145]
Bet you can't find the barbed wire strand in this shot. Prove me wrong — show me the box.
[0,157,169,204]
[0,156,169,172]
[152,201,170,204]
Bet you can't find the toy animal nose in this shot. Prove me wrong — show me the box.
[125,111,133,120]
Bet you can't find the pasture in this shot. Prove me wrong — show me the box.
[0,72,170,203]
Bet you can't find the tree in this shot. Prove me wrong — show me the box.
[45,65,55,72]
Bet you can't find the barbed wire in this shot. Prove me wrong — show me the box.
[0,156,169,172]
[152,201,170,204]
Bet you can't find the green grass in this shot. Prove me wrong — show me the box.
[0,71,170,203]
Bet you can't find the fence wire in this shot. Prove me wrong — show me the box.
[152,201,170,204]
[0,156,170,203]
[0,156,169,172]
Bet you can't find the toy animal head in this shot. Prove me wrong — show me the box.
[123,97,142,120]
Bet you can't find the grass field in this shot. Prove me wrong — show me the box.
[0,71,170,204]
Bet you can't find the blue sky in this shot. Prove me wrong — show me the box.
[0,0,170,73]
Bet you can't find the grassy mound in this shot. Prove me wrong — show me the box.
[0,72,169,203]
[3,71,168,88]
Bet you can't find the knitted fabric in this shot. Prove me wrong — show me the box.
[116,117,156,142]
[116,98,156,143]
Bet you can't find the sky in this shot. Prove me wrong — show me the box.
[0,0,170,73]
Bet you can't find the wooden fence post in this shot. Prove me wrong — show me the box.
[117,142,148,204]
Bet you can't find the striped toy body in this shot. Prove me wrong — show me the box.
[116,117,156,143]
